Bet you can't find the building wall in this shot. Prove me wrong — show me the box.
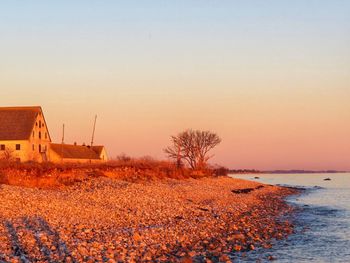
[48,148,62,163]
[0,140,31,162]
[98,148,109,161]
[0,141,108,163]
[28,111,51,162]
[0,111,51,162]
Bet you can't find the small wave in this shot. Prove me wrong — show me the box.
[233,183,350,262]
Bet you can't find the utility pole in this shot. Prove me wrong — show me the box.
[91,115,97,147]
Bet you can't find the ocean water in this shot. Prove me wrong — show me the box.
[229,173,350,263]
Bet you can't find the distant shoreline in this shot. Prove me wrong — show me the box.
[229,170,349,174]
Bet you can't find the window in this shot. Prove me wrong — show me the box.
[32,144,35,151]
[39,131,41,139]
[39,144,41,153]
[36,122,38,127]
[45,133,47,139]
[16,144,21,150]
[39,120,41,128]
[32,131,35,138]
[0,144,5,151]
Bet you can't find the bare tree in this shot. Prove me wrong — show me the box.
[0,147,15,162]
[164,130,221,170]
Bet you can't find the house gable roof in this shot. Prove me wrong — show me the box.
[0,106,43,140]
[91,146,105,156]
[50,143,102,160]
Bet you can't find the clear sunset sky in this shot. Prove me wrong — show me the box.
[0,1,349,170]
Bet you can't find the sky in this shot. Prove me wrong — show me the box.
[0,1,349,170]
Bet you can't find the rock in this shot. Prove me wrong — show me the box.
[232,233,245,240]
[231,188,255,194]
[181,256,193,263]
[233,244,242,251]
[0,175,297,262]
[219,254,230,262]
[65,256,73,263]
[188,251,196,257]
[262,243,272,249]
[268,255,276,261]
[133,232,142,242]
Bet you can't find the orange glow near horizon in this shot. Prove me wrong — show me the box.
[0,1,349,170]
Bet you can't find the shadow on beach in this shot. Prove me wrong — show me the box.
[2,216,76,262]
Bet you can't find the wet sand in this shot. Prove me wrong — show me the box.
[0,176,297,262]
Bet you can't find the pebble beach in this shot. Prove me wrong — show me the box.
[0,176,297,262]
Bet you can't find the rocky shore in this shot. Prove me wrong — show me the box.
[0,176,297,262]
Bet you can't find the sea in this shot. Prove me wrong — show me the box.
[229,173,350,263]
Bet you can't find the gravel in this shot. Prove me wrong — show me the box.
[0,176,297,262]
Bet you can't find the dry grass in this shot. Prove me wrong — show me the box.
[0,157,228,189]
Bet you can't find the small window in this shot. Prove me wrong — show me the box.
[39,120,42,128]
[39,144,41,153]
[36,122,38,126]
[0,144,5,151]
[32,144,35,151]
[16,144,21,150]
[39,131,41,139]
[45,133,47,139]
[32,131,35,138]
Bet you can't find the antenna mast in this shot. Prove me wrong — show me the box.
[62,124,65,144]
[91,115,97,147]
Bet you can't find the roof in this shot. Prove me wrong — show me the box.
[0,106,42,140]
[50,143,104,160]
[91,146,104,156]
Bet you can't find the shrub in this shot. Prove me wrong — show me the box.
[0,156,227,188]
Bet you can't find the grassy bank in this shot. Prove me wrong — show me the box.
[0,158,228,188]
